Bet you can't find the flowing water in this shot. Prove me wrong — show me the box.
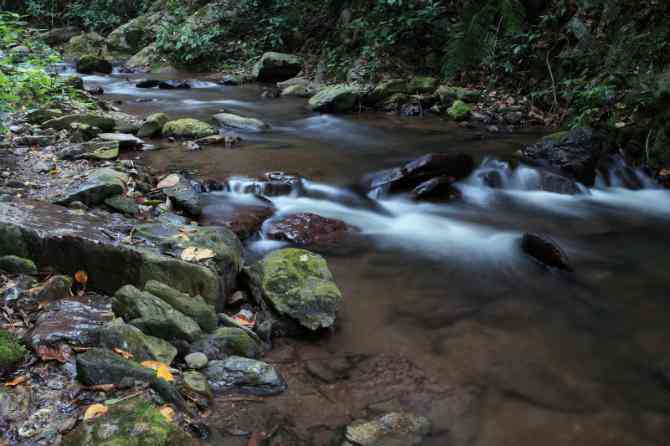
[74,67,670,445]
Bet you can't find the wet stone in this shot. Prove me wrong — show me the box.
[182,370,213,398]
[521,233,573,272]
[185,352,208,370]
[144,281,218,333]
[340,412,431,446]
[203,356,286,395]
[266,213,357,249]
[0,255,37,275]
[189,327,262,360]
[98,318,178,365]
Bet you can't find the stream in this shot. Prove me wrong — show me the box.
[72,67,670,445]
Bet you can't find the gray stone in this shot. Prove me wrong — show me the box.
[189,327,261,360]
[253,52,303,82]
[138,113,169,138]
[104,195,140,216]
[0,255,37,275]
[43,114,115,132]
[309,84,360,113]
[52,167,128,207]
[182,370,212,398]
[98,318,178,364]
[144,280,218,332]
[184,352,208,370]
[213,113,270,132]
[203,356,286,395]
[341,412,431,446]
[29,299,113,348]
[97,133,143,149]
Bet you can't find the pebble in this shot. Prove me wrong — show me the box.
[185,352,208,370]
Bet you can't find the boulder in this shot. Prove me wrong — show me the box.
[104,195,140,216]
[184,352,208,370]
[203,356,286,395]
[52,167,128,207]
[280,84,317,98]
[106,111,143,134]
[409,176,461,202]
[28,298,112,348]
[98,318,178,365]
[189,327,261,360]
[266,213,356,249]
[158,80,191,90]
[0,329,26,375]
[159,174,203,217]
[182,370,212,398]
[521,233,573,272]
[407,76,438,94]
[106,12,163,54]
[367,79,410,104]
[0,255,37,275]
[309,84,360,113]
[76,55,113,75]
[0,200,230,306]
[213,112,270,132]
[253,52,303,82]
[437,85,482,104]
[39,26,80,46]
[43,113,115,132]
[365,153,475,197]
[521,128,610,185]
[144,280,218,333]
[199,194,275,240]
[97,133,143,149]
[162,119,216,139]
[112,285,202,343]
[340,412,431,446]
[63,32,106,57]
[447,100,472,121]
[127,43,163,68]
[247,248,343,331]
[138,112,169,138]
[63,398,195,446]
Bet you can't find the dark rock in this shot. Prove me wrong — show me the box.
[410,176,461,202]
[136,79,161,88]
[0,255,37,275]
[162,175,203,217]
[158,80,191,90]
[305,357,354,383]
[144,281,218,333]
[521,128,611,185]
[29,298,113,348]
[189,327,261,360]
[97,133,143,149]
[76,55,113,75]
[253,52,303,83]
[40,26,80,45]
[538,170,581,195]
[199,195,274,240]
[365,153,475,197]
[266,213,357,249]
[52,167,127,207]
[521,233,573,272]
[104,195,140,216]
[203,356,286,395]
[98,318,178,365]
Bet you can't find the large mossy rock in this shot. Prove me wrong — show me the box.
[106,12,164,54]
[63,32,107,57]
[76,55,113,75]
[63,398,195,446]
[144,281,218,333]
[39,26,80,46]
[447,100,472,121]
[112,285,202,343]
[138,113,169,138]
[162,119,216,139]
[247,248,343,331]
[253,52,303,83]
[0,330,26,375]
[52,167,128,207]
[407,76,438,94]
[309,84,360,113]
[0,200,231,305]
[43,113,115,132]
[127,43,164,68]
[203,356,286,395]
[367,79,409,105]
[190,327,261,360]
[106,111,143,134]
[98,318,178,365]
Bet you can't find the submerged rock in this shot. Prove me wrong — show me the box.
[521,233,573,272]
[213,112,270,132]
[144,280,218,333]
[340,412,431,446]
[162,119,216,139]
[0,329,26,375]
[266,213,356,249]
[112,285,202,343]
[410,176,461,202]
[247,248,343,331]
[309,84,360,113]
[76,55,113,75]
[189,327,261,360]
[98,318,178,364]
[203,356,286,395]
[253,52,303,82]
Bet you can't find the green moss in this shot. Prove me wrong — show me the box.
[447,100,472,121]
[437,85,482,103]
[309,84,360,113]
[0,330,27,372]
[407,76,438,94]
[162,119,215,139]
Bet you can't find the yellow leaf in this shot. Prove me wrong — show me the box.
[84,403,108,421]
[112,348,133,359]
[159,405,175,422]
[74,270,89,285]
[156,174,180,189]
[141,361,174,382]
[180,247,215,262]
[4,375,27,387]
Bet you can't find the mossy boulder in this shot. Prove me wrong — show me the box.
[112,285,202,343]
[0,330,26,374]
[368,79,409,104]
[144,281,218,333]
[437,85,482,104]
[182,370,213,398]
[247,248,343,331]
[190,327,261,360]
[138,113,169,138]
[407,76,438,94]
[0,255,37,275]
[309,84,360,113]
[106,12,163,54]
[64,32,106,57]
[162,119,216,139]
[127,43,164,69]
[203,356,286,395]
[253,52,303,83]
[106,111,143,134]
[76,55,113,75]
[447,100,472,121]
[63,398,195,446]
[98,318,178,365]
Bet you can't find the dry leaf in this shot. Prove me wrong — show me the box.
[159,405,175,422]
[4,375,28,387]
[141,361,174,382]
[112,348,133,359]
[74,270,89,285]
[36,344,72,364]
[180,247,215,262]
[156,174,180,189]
[84,403,108,421]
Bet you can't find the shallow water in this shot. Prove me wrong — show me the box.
[83,68,670,445]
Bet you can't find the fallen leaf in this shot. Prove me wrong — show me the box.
[113,348,133,359]
[233,315,255,328]
[180,247,215,262]
[159,405,175,422]
[74,270,88,285]
[84,403,108,421]
[157,174,180,189]
[4,375,28,387]
[37,344,72,363]
[141,360,174,382]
